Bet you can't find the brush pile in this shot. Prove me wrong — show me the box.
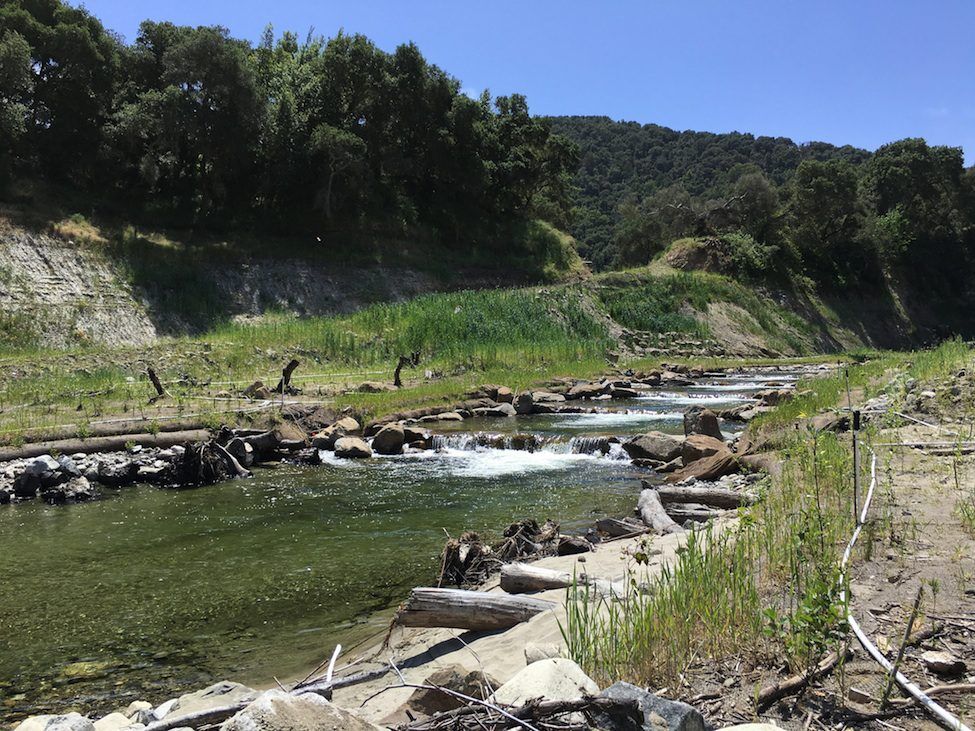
[437,519,562,587]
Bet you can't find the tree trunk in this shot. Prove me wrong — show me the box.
[595,517,648,537]
[500,563,624,597]
[324,169,335,219]
[395,588,554,630]
[637,488,684,534]
[274,359,300,394]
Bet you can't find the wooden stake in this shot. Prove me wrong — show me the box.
[881,586,924,710]
[274,359,300,394]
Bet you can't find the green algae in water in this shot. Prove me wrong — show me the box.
[0,448,640,719]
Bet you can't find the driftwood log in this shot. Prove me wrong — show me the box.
[395,588,555,630]
[595,517,648,537]
[637,488,684,534]
[500,563,624,597]
[652,483,756,509]
[664,505,724,522]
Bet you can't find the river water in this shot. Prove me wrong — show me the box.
[0,373,793,719]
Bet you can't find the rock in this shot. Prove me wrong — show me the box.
[406,665,499,715]
[310,417,360,449]
[358,381,397,393]
[13,470,40,499]
[171,680,258,717]
[430,411,464,421]
[525,643,563,664]
[57,455,83,477]
[402,425,431,447]
[514,392,535,415]
[491,658,599,707]
[533,391,566,404]
[25,455,61,475]
[97,460,139,487]
[557,535,593,555]
[221,689,381,731]
[372,424,406,455]
[567,382,605,399]
[333,437,372,459]
[495,386,514,404]
[93,714,133,731]
[15,714,95,731]
[123,702,152,720]
[598,681,705,731]
[243,381,272,399]
[921,650,967,676]
[41,476,97,504]
[755,388,792,406]
[666,448,740,484]
[681,434,726,466]
[656,457,683,474]
[473,403,517,417]
[609,386,640,399]
[682,407,723,440]
[623,432,683,462]
[810,413,850,433]
[717,726,784,731]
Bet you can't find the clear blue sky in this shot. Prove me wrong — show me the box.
[84,0,975,164]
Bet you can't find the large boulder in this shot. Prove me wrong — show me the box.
[666,448,740,484]
[567,382,605,400]
[681,434,726,466]
[15,714,95,731]
[311,417,360,449]
[597,681,705,731]
[333,437,372,459]
[13,470,41,499]
[623,432,683,462]
[372,424,406,455]
[810,413,850,433]
[170,680,258,718]
[97,459,139,487]
[473,403,517,417]
[406,665,499,715]
[491,658,599,707]
[682,407,723,440]
[220,690,381,731]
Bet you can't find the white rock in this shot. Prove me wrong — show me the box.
[15,714,95,731]
[26,455,60,474]
[93,713,132,731]
[220,689,383,731]
[491,658,599,707]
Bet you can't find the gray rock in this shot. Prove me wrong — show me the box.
[623,432,683,462]
[57,455,83,477]
[13,470,40,499]
[26,455,61,475]
[97,460,139,487]
[41,476,97,504]
[226,437,254,467]
[371,424,406,455]
[682,407,723,440]
[333,437,373,459]
[598,681,704,731]
[92,713,133,731]
[15,714,95,731]
[220,689,382,731]
[406,665,499,714]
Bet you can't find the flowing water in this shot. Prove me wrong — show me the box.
[0,371,794,719]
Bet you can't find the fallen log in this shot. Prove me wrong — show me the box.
[500,563,623,596]
[395,588,554,630]
[664,505,724,522]
[595,517,648,537]
[646,482,756,509]
[637,488,684,535]
[0,429,212,462]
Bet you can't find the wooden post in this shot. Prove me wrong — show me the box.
[274,359,300,394]
[852,409,861,524]
[880,586,924,709]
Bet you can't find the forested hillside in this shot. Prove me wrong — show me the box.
[549,117,975,292]
[0,0,578,270]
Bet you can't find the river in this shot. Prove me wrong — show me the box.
[0,372,793,719]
